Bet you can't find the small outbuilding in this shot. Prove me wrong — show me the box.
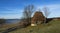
[31,11,45,26]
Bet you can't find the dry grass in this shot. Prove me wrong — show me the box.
[0,23,18,32]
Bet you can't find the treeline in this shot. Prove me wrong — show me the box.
[0,19,6,24]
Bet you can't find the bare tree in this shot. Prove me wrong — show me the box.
[43,7,50,24]
[22,5,34,23]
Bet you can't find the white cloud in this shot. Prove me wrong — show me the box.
[36,4,60,18]
[0,14,22,19]
[0,4,60,19]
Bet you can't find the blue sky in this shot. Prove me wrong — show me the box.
[0,0,60,19]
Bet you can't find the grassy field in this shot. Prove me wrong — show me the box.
[8,20,60,33]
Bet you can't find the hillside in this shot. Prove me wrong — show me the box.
[9,20,60,33]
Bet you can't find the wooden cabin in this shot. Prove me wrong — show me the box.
[31,11,45,26]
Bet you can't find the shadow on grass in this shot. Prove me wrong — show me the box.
[46,18,53,23]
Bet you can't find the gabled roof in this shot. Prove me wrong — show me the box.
[31,11,45,22]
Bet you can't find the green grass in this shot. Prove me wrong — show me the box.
[9,20,60,33]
